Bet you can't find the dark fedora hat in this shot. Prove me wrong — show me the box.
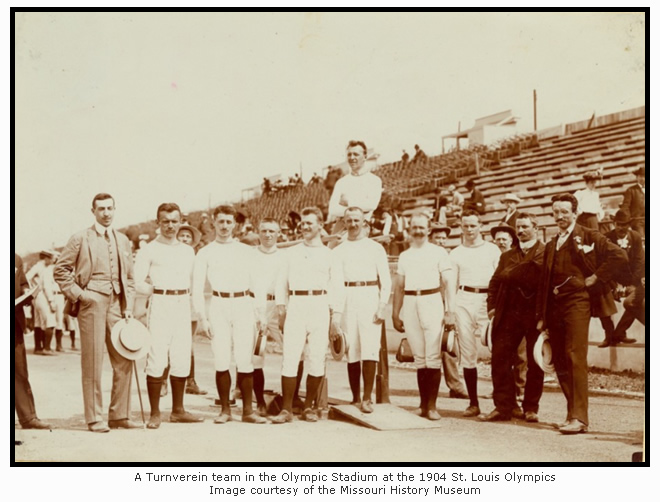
[430,223,452,236]
[612,210,632,225]
[490,224,518,245]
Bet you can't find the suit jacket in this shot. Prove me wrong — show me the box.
[53,226,135,314]
[605,228,645,286]
[15,254,30,341]
[620,184,645,220]
[465,188,486,214]
[536,224,628,323]
[488,241,545,334]
[501,210,520,228]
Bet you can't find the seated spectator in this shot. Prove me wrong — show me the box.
[464,178,486,215]
[413,144,427,163]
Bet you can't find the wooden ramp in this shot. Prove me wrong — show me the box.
[329,403,443,431]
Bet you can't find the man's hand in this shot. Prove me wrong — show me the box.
[487,309,495,320]
[330,313,343,341]
[197,319,213,340]
[536,319,545,332]
[585,274,598,288]
[373,304,386,324]
[445,311,456,326]
[78,291,93,305]
[392,316,405,333]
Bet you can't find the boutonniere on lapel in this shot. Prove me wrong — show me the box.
[574,236,594,254]
[616,236,630,250]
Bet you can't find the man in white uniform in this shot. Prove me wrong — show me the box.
[194,205,266,425]
[134,203,204,429]
[327,141,382,235]
[392,212,456,421]
[331,207,391,413]
[449,210,501,417]
[272,207,337,424]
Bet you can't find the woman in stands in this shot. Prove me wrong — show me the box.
[574,170,604,230]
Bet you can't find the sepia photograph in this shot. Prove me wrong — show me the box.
[12,9,647,476]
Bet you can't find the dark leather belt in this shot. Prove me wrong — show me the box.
[153,288,189,296]
[404,287,441,296]
[345,280,378,287]
[54,291,63,295]
[459,285,488,294]
[266,294,275,301]
[289,290,327,296]
[213,290,254,298]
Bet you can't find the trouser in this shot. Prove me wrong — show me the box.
[281,296,329,377]
[547,294,591,425]
[15,339,37,426]
[455,290,489,369]
[442,351,466,393]
[145,294,192,378]
[401,293,444,369]
[208,296,256,373]
[491,316,544,414]
[342,287,381,363]
[77,290,133,425]
[514,339,527,396]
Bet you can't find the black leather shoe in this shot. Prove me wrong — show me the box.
[617,337,637,344]
[598,339,611,348]
[108,419,142,429]
[22,418,52,430]
[449,389,469,399]
[511,408,525,420]
[478,409,511,422]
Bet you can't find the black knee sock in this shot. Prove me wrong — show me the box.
[215,370,231,413]
[417,368,428,410]
[294,361,304,401]
[304,375,323,410]
[281,376,297,412]
[362,361,377,402]
[426,368,442,411]
[347,362,362,403]
[237,372,255,415]
[146,376,162,417]
[55,329,63,350]
[188,354,195,381]
[170,375,186,414]
[44,328,54,351]
[463,367,479,407]
[34,328,44,351]
[253,368,266,407]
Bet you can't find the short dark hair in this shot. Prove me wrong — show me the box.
[258,217,280,229]
[213,205,237,220]
[301,206,324,224]
[461,209,481,221]
[346,140,367,155]
[466,178,477,189]
[516,212,538,227]
[156,203,181,220]
[430,228,449,237]
[551,193,578,213]
[344,206,365,216]
[92,193,114,209]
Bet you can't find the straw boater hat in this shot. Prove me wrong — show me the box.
[481,319,493,352]
[177,224,201,247]
[501,193,522,204]
[330,332,348,361]
[441,325,459,358]
[110,319,150,361]
[533,330,555,373]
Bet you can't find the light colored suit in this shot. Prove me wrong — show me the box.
[54,226,135,425]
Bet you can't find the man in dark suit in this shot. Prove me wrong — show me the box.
[54,193,138,433]
[15,253,52,432]
[464,178,486,215]
[620,166,645,237]
[536,193,628,434]
[481,214,545,423]
[605,210,645,345]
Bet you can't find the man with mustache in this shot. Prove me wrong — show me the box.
[536,193,627,434]
[392,212,456,420]
[272,207,338,423]
[331,207,391,413]
[193,205,266,425]
[481,214,545,423]
[326,141,383,235]
[449,210,501,417]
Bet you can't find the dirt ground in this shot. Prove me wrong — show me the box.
[14,334,645,463]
